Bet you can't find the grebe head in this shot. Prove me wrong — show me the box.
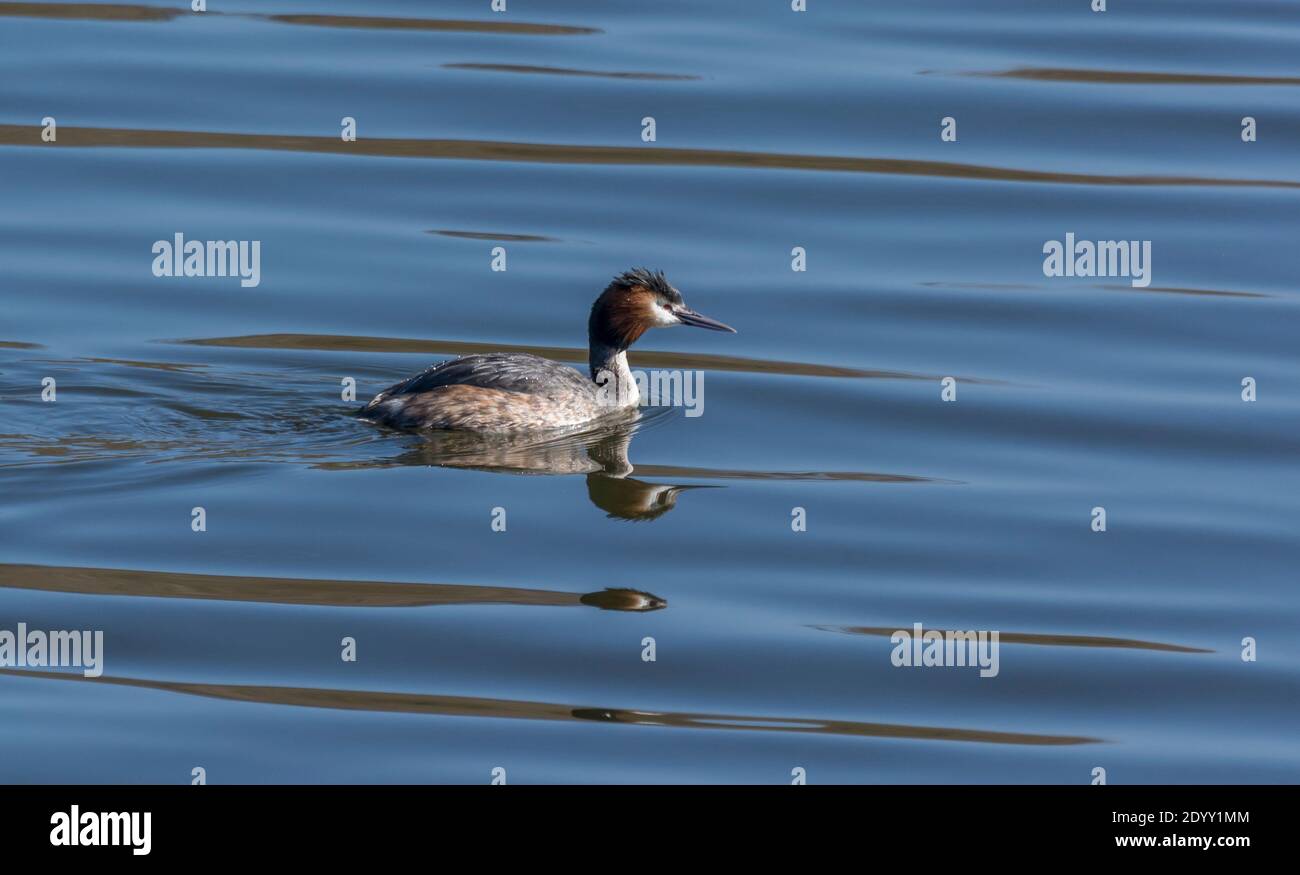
[588,268,736,352]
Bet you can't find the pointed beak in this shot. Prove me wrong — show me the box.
[673,305,736,333]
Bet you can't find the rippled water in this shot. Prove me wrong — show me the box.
[2,0,1297,783]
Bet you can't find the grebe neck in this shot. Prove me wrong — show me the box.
[589,341,639,408]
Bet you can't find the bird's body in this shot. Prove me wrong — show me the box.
[359,269,734,432]
[360,352,610,431]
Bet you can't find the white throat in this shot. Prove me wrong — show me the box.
[591,347,639,409]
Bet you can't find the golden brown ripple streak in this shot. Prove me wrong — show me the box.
[0,563,666,611]
[442,62,696,80]
[3,124,1297,189]
[0,668,1101,745]
[0,3,597,34]
[171,333,991,382]
[266,13,598,35]
[818,625,1213,654]
[0,1,182,21]
[952,66,1300,86]
[633,465,957,484]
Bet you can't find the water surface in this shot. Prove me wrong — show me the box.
[1,0,1297,783]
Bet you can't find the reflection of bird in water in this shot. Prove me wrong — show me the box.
[357,269,734,431]
[334,416,714,521]
[584,471,704,522]
[579,589,667,611]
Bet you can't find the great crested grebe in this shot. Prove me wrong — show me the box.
[358,269,735,432]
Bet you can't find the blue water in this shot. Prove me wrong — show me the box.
[1,0,1297,783]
